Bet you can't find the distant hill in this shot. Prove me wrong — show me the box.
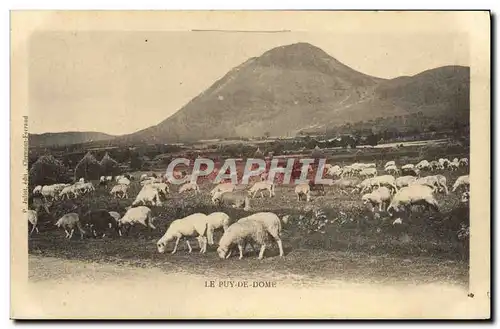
[29,131,115,148]
[118,42,469,143]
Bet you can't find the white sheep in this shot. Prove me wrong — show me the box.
[359,167,378,179]
[401,164,415,170]
[150,182,169,197]
[206,212,231,245]
[110,184,129,199]
[362,187,392,212]
[32,185,42,195]
[132,185,163,207]
[216,220,268,260]
[401,167,420,176]
[429,160,443,171]
[115,175,125,182]
[78,177,85,183]
[384,164,400,175]
[27,209,39,235]
[178,182,200,195]
[210,183,235,197]
[119,206,156,235]
[459,158,469,167]
[448,161,459,171]
[340,165,355,178]
[410,175,449,195]
[461,191,470,204]
[452,175,470,192]
[384,161,396,168]
[294,183,311,202]
[117,177,131,186]
[212,190,250,211]
[357,175,398,194]
[326,165,342,177]
[59,184,80,200]
[415,160,430,170]
[386,185,439,224]
[395,176,417,189]
[248,181,275,198]
[156,213,208,254]
[54,213,86,239]
[236,212,288,258]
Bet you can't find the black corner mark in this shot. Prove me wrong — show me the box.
[468,293,475,298]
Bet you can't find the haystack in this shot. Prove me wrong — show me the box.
[28,155,70,186]
[99,152,120,176]
[74,151,101,181]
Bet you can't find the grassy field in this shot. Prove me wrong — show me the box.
[28,146,470,286]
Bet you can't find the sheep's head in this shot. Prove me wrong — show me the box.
[216,246,228,259]
[281,215,290,225]
[157,239,167,254]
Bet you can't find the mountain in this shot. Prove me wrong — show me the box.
[29,131,115,148]
[118,42,469,143]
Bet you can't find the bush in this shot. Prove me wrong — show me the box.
[74,152,101,181]
[28,155,71,186]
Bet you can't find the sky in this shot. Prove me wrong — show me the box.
[29,31,469,135]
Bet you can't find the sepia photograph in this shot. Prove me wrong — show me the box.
[10,10,490,319]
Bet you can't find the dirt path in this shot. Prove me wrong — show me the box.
[19,255,476,319]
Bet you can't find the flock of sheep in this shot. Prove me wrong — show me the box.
[27,155,470,259]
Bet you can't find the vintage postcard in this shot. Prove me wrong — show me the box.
[10,10,490,319]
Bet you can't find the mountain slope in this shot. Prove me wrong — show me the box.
[120,42,469,143]
[29,131,115,148]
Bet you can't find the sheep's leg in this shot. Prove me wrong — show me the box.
[29,224,36,236]
[64,229,70,238]
[69,229,75,239]
[258,243,267,260]
[276,238,284,257]
[35,227,39,234]
[238,244,244,260]
[171,237,181,254]
[185,240,193,253]
[378,203,383,212]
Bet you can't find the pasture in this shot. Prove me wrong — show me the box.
[28,150,470,286]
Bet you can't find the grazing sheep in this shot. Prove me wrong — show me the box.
[386,185,439,224]
[32,185,42,195]
[459,158,469,167]
[81,209,119,238]
[384,161,396,168]
[439,158,451,168]
[156,213,208,254]
[357,175,397,194]
[27,209,39,235]
[359,167,378,179]
[110,184,129,199]
[401,164,415,170]
[206,212,231,245]
[237,212,288,258]
[362,187,392,212]
[117,177,131,186]
[294,183,311,202]
[59,184,80,200]
[178,182,200,195]
[216,220,268,260]
[452,175,470,192]
[41,184,65,201]
[461,191,470,204]
[415,160,430,170]
[248,181,275,198]
[213,190,250,211]
[54,213,86,239]
[401,167,420,177]
[326,165,342,177]
[429,160,443,171]
[410,175,449,195]
[395,176,417,189]
[150,182,169,197]
[210,183,236,197]
[132,185,163,207]
[448,161,459,171]
[119,206,156,235]
[340,166,355,178]
[384,164,400,175]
